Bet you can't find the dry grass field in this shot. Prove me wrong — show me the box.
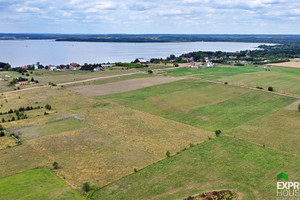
[0,84,213,189]
[0,69,138,93]
[69,76,184,96]
[272,61,300,68]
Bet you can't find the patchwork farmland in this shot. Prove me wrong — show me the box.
[0,64,299,200]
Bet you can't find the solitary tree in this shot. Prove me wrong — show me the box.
[268,86,274,91]
[52,161,58,169]
[82,182,90,192]
[45,104,52,110]
[215,130,222,137]
[166,150,170,157]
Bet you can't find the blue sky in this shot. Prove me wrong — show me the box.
[0,0,299,34]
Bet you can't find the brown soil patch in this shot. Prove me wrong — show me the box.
[272,62,300,68]
[68,76,184,96]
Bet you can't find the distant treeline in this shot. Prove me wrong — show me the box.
[1,33,300,44]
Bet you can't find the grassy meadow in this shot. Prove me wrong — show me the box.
[168,65,300,96]
[0,168,84,200]
[92,136,300,200]
[101,79,296,131]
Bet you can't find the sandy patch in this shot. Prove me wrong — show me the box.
[68,76,184,96]
[272,62,300,68]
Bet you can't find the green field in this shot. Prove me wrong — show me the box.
[92,136,300,200]
[101,79,296,131]
[168,65,300,95]
[0,168,84,200]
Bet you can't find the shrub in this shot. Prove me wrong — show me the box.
[166,150,170,157]
[147,70,153,74]
[268,86,274,91]
[298,103,300,112]
[0,125,3,131]
[0,132,5,137]
[224,82,228,85]
[52,161,59,169]
[134,168,138,173]
[45,104,52,110]
[82,182,90,192]
[215,130,222,137]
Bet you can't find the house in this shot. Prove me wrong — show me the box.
[206,62,214,67]
[190,61,199,69]
[49,65,57,71]
[93,67,101,71]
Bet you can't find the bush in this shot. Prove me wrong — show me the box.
[298,103,300,112]
[52,161,58,169]
[166,150,171,157]
[45,104,52,110]
[134,168,138,173]
[147,70,153,74]
[82,182,90,192]
[215,130,222,137]
[224,82,228,85]
[0,131,5,137]
[268,86,274,91]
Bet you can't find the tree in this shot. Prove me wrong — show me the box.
[173,63,179,67]
[166,150,170,157]
[133,58,140,63]
[52,161,59,169]
[0,132,5,137]
[268,86,274,91]
[298,103,300,112]
[215,130,222,137]
[45,104,52,110]
[0,125,3,131]
[82,182,90,192]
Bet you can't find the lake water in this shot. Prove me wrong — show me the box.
[0,40,266,66]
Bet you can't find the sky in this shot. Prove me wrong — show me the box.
[0,0,300,34]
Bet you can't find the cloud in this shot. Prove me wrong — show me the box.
[0,0,299,34]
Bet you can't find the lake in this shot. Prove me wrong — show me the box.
[0,40,266,66]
